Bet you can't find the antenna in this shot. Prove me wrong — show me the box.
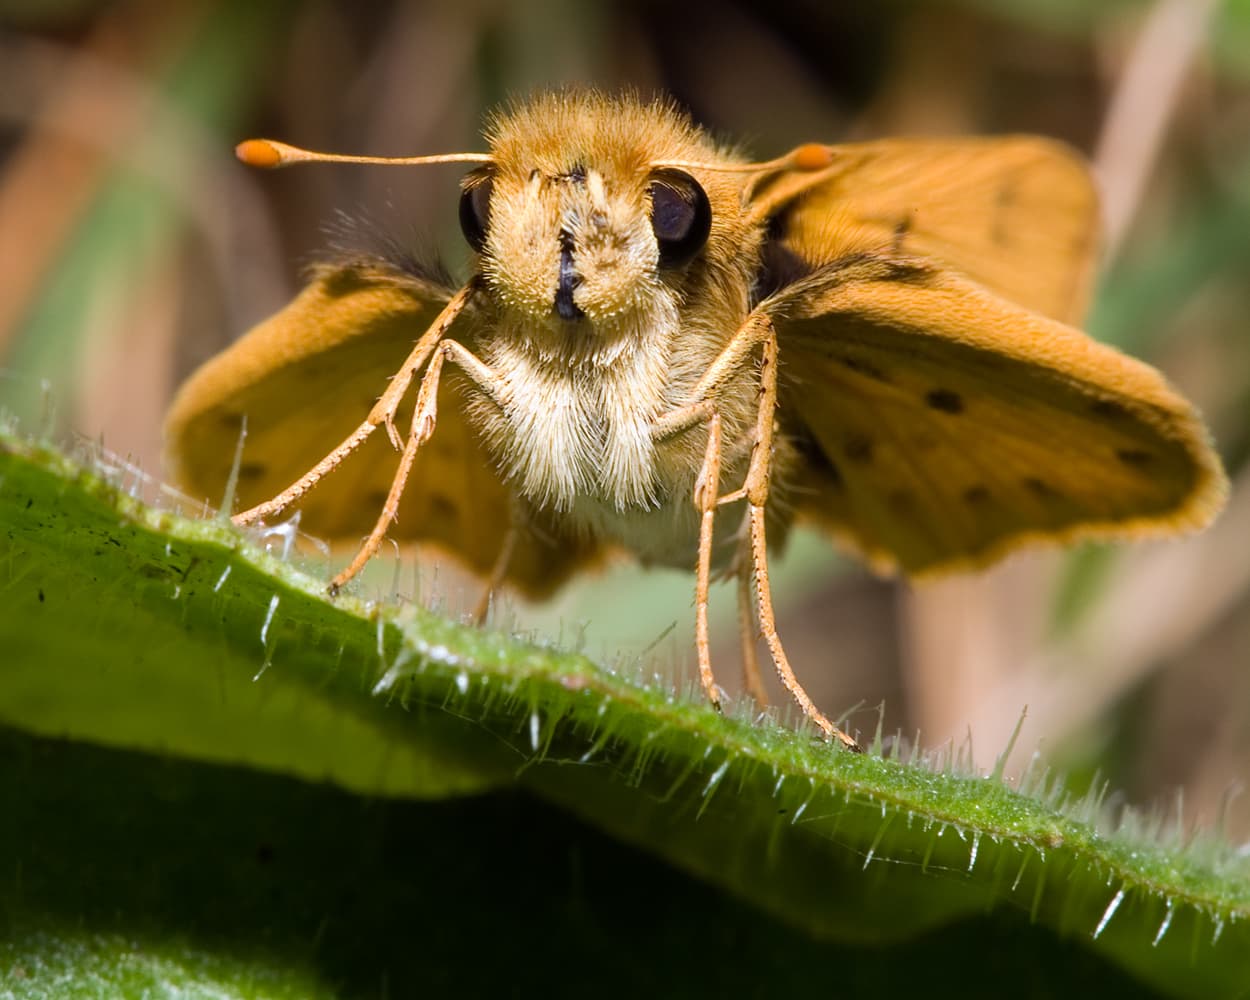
[235,138,493,170]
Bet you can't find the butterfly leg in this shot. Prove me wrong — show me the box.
[692,410,726,708]
[328,338,507,594]
[233,280,478,528]
[743,327,861,751]
[735,531,767,708]
[657,312,858,746]
[472,525,518,626]
[690,413,768,712]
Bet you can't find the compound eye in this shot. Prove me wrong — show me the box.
[458,172,493,253]
[648,170,711,268]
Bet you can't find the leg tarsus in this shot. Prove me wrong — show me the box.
[694,411,724,708]
[384,412,404,452]
[749,502,860,751]
[737,554,767,708]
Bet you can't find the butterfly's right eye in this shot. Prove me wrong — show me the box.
[459,173,493,252]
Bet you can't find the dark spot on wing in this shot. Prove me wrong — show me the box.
[825,458,844,491]
[827,252,934,288]
[925,389,964,414]
[1091,399,1129,420]
[963,485,991,505]
[892,214,911,253]
[887,489,912,514]
[1116,448,1153,468]
[237,462,266,480]
[794,432,843,491]
[298,356,333,378]
[429,493,458,520]
[840,355,891,383]
[843,434,874,464]
[432,438,459,460]
[1023,477,1057,499]
[992,177,1018,247]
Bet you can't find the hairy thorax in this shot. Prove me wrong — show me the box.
[469,298,758,567]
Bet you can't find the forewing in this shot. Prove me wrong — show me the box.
[164,262,595,597]
[771,259,1226,576]
[764,138,1100,324]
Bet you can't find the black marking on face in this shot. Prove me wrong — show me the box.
[925,388,964,414]
[554,229,584,320]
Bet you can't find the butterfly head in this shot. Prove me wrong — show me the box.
[234,91,775,346]
[461,112,715,332]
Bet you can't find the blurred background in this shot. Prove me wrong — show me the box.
[0,0,1246,838]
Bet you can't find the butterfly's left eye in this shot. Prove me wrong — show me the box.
[649,170,711,268]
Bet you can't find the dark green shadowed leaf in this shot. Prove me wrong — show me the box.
[0,729,1175,1000]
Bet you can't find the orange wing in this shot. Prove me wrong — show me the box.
[164,261,597,597]
[768,258,1226,575]
[760,136,1100,325]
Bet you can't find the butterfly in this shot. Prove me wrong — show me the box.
[165,91,1227,750]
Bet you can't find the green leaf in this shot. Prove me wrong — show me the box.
[0,729,1171,999]
[1,430,1247,997]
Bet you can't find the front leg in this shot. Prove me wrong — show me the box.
[653,310,861,750]
[329,338,509,593]
[234,280,480,527]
